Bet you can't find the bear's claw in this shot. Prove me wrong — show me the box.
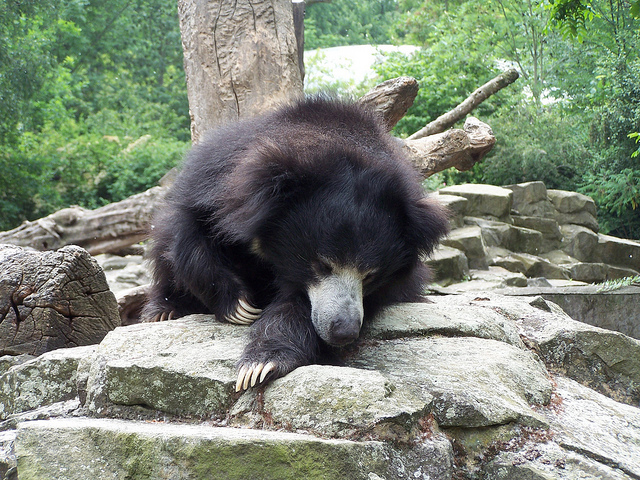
[235,361,276,392]
[152,311,176,322]
[225,298,262,325]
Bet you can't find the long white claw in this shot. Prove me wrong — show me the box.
[226,313,253,325]
[236,365,249,392]
[238,298,262,315]
[250,363,264,387]
[259,361,276,384]
[235,308,260,322]
[242,363,255,391]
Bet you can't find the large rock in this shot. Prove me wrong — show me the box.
[485,377,640,479]
[506,181,556,218]
[547,189,597,216]
[560,224,599,262]
[16,418,454,480]
[441,226,488,269]
[463,294,640,405]
[426,245,469,283]
[0,346,94,420]
[0,245,120,356]
[464,218,544,255]
[3,294,640,479]
[512,215,563,253]
[597,233,640,272]
[435,193,468,229]
[346,336,551,428]
[240,365,428,439]
[80,316,245,417]
[548,189,599,231]
[506,181,548,205]
[439,184,513,221]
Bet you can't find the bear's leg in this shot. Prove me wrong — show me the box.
[144,211,262,324]
[235,294,321,391]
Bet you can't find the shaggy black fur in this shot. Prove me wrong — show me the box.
[143,96,449,383]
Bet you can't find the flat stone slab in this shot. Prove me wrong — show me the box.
[346,336,552,428]
[82,315,246,417]
[0,346,94,419]
[366,302,524,346]
[544,377,640,478]
[439,185,513,220]
[16,417,454,480]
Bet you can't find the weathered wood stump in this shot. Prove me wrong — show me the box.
[0,245,120,356]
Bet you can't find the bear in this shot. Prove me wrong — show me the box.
[142,96,449,392]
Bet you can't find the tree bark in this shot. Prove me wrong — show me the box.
[401,117,496,177]
[0,187,165,255]
[178,0,303,143]
[359,76,419,131]
[0,245,120,356]
[408,68,519,140]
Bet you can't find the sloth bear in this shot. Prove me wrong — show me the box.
[143,97,449,391]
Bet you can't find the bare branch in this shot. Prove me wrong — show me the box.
[408,69,519,140]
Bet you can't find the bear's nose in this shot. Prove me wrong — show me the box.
[328,312,361,346]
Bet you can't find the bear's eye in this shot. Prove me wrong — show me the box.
[314,258,333,276]
[363,268,379,285]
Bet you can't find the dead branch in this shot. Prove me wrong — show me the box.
[401,117,495,177]
[359,76,419,131]
[408,68,519,140]
[0,187,165,255]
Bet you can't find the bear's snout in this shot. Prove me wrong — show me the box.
[307,266,365,346]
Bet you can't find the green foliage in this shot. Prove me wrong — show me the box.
[596,275,640,292]
[304,0,401,49]
[467,103,592,191]
[0,0,190,231]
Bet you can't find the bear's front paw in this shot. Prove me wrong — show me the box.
[224,297,262,325]
[235,361,277,392]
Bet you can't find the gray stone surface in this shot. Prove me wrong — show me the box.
[598,233,640,271]
[435,193,468,229]
[462,293,640,405]
[426,245,469,282]
[1,293,639,479]
[346,336,552,428]
[16,418,454,480]
[439,184,513,221]
[0,346,94,419]
[547,189,597,216]
[560,224,599,262]
[441,226,488,269]
[81,316,244,417]
[506,181,548,205]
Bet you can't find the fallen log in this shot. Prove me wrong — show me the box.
[0,187,165,255]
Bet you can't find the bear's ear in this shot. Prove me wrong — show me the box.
[405,196,450,256]
[216,140,302,242]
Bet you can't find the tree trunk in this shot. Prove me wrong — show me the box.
[0,245,120,356]
[178,0,303,143]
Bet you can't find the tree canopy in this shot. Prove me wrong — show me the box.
[1,0,639,239]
